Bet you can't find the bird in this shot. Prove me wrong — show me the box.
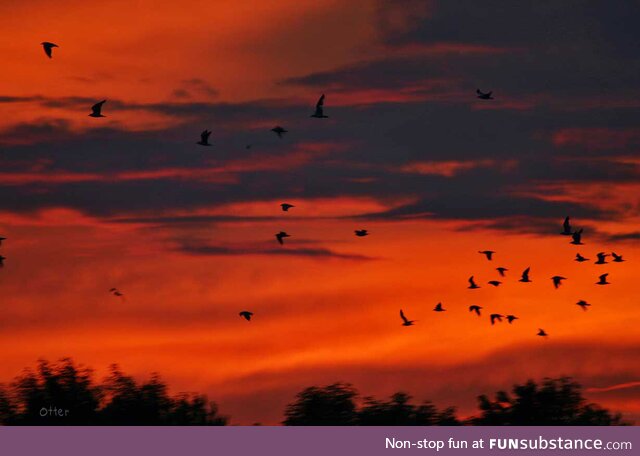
[490,314,504,325]
[506,315,518,324]
[488,280,502,287]
[89,100,106,117]
[476,89,494,100]
[469,305,482,316]
[576,300,591,311]
[41,42,58,58]
[519,267,532,283]
[537,328,548,337]
[239,311,254,321]
[280,203,295,212]
[596,273,610,285]
[478,250,495,260]
[595,252,609,264]
[433,302,446,312]
[400,309,416,326]
[197,130,212,146]
[570,229,583,245]
[551,276,566,289]
[310,94,328,118]
[109,288,124,299]
[275,231,290,245]
[561,216,572,235]
[496,267,508,277]
[575,253,589,263]
[0,255,5,267]
[355,230,369,237]
[271,126,288,138]
[468,276,480,289]
[612,252,625,263]
[0,237,6,246]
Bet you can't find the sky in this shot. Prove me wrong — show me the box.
[0,0,639,424]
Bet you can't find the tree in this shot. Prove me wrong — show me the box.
[283,383,358,425]
[470,377,626,425]
[357,392,460,426]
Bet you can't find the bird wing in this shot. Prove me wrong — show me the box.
[91,100,106,114]
[316,94,325,108]
[400,309,408,323]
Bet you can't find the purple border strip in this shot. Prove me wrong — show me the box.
[1,426,637,456]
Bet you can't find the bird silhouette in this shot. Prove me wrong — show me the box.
[506,315,518,324]
[469,305,482,316]
[41,42,58,58]
[197,130,212,146]
[239,311,254,321]
[271,126,288,138]
[281,203,295,212]
[570,229,583,245]
[478,250,495,260]
[0,255,5,267]
[109,288,125,299]
[400,309,416,326]
[0,236,6,246]
[490,314,504,325]
[496,267,508,277]
[596,273,610,285]
[576,300,591,311]
[561,216,572,235]
[488,280,502,287]
[433,302,446,312]
[310,94,328,118]
[595,252,609,264]
[537,328,548,337]
[275,231,290,245]
[476,89,494,100]
[89,100,106,117]
[519,267,532,283]
[575,253,589,263]
[551,276,566,289]
[468,276,480,289]
[355,230,369,237]
[611,252,625,263]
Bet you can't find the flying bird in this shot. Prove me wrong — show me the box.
[355,230,369,237]
[0,237,6,246]
[310,94,328,118]
[89,100,106,117]
[41,42,58,58]
[239,311,254,321]
[576,300,591,311]
[575,253,588,263]
[109,288,125,299]
[488,280,502,287]
[595,252,609,264]
[596,273,610,285]
[506,315,518,324]
[519,267,532,283]
[551,276,566,289]
[537,328,548,337]
[468,276,480,289]
[490,314,504,325]
[271,126,288,138]
[570,229,583,245]
[197,130,212,146]
[280,203,295,212]
[478,250,495,260]
[496,267,508,277]
[433,302,446,312]
[611,252,625,263]
[0,255,5,267]
[561,216,572,235]
[476,89,494,100]
[469,305,482,316]
[400,309,416,326]
[275,231,290,245]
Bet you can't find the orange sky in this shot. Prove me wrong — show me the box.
[0,0,638,424]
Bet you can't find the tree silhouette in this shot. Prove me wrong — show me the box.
[283,383,358,425]
[0,359,227,425]
[358,392,459,426]
[471,377,626,425]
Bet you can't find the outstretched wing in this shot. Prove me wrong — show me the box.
[91,100,106,115]
[316,94,325,108]
[400,309,408,323]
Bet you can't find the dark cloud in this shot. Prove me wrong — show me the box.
[178,242,376,261]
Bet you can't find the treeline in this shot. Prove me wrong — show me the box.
[0,359,628,425]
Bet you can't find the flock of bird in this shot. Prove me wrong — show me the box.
[400,215,627,338]
[7,43,627,337]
